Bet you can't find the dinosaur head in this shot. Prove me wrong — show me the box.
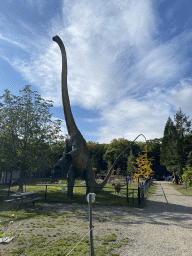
[52,35,61,43]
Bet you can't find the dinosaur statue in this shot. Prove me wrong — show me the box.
[53,35,147,198]
[53,35,114,197]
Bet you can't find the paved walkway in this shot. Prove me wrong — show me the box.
[121,181,192,255]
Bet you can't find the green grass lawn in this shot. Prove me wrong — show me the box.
[145,183,156,198]
[1,178,143,208]
[171,183,192,196]
[0,178,156,256]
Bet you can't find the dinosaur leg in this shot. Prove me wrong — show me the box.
[85,160,94,196]
[66,164,76,197]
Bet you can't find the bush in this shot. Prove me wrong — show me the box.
[182,167,192,188]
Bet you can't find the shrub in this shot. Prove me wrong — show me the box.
[182,167,192,188]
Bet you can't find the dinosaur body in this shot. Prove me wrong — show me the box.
[53,35,113,197]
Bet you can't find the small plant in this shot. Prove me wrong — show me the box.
[102,233,116,245]
[0,231,13,239]
[112,179,122,193]
[182,167,192,189]
[0,233,5,238]
[18,235,27,245]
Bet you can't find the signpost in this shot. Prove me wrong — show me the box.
[86,193,96,256]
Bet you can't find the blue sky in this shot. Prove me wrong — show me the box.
[0,0,192,144]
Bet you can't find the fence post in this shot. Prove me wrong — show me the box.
[87,193,95,256]
[45,185,47,201]
[138,187,141,205]
[138,178,140,205]
[142,187,144,200]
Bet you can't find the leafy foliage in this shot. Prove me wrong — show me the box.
[103,138,142,175]
[127,149,135,176]
[132,145,154,182]
[87,142,107,173]
[182,167,192,187]
[186,151,192,167]
[0,85,64,190]
[160,109,192,182]
[146,138,162,165]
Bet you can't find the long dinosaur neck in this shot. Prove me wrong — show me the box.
[53,35,79,136]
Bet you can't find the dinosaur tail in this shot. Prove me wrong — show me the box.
[92,134,147,194]
[92,165,114,193]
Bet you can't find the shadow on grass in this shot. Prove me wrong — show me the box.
[0,179,147,229]
[36,185,145,208]
[0,185,145,223]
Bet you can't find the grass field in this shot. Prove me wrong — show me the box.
[145,183,156,198]
[0,179,155,256]
[171,183,192,196]
[0,178,143,208]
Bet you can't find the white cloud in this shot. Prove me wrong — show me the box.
[97,97,170,143]
[140,46,179,82]
[9,0,176,110]
[97,79,192,144]
[1,0,192,143]
[161,78,192,117]
[0,34,26,50]
[122,0,157,49]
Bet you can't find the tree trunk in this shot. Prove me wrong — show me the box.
[173,172,179,184]
[19,171,25,192]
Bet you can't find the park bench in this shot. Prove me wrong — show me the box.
[12,197,42,206]
[4,197,42,206]
[4,192,42,206]
[4,199,15,203]
[0,189,6,199]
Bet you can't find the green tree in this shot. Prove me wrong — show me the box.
[87,142,108,174]
[174,108,192,173]
[160,117,177,165]
[133,145,154,183]
[146,138,162,165]
[50,140,65,168]
[186,151,192,167]
[103,138,135,175]
[174,108,191,138]
[0,91,20,173]
[160,116,180,183]
[183,134,192,167]
[127,149,135,176]
[160,110,192,183]
[0,85,64,191]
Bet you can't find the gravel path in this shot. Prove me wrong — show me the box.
[116,181,192,256]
